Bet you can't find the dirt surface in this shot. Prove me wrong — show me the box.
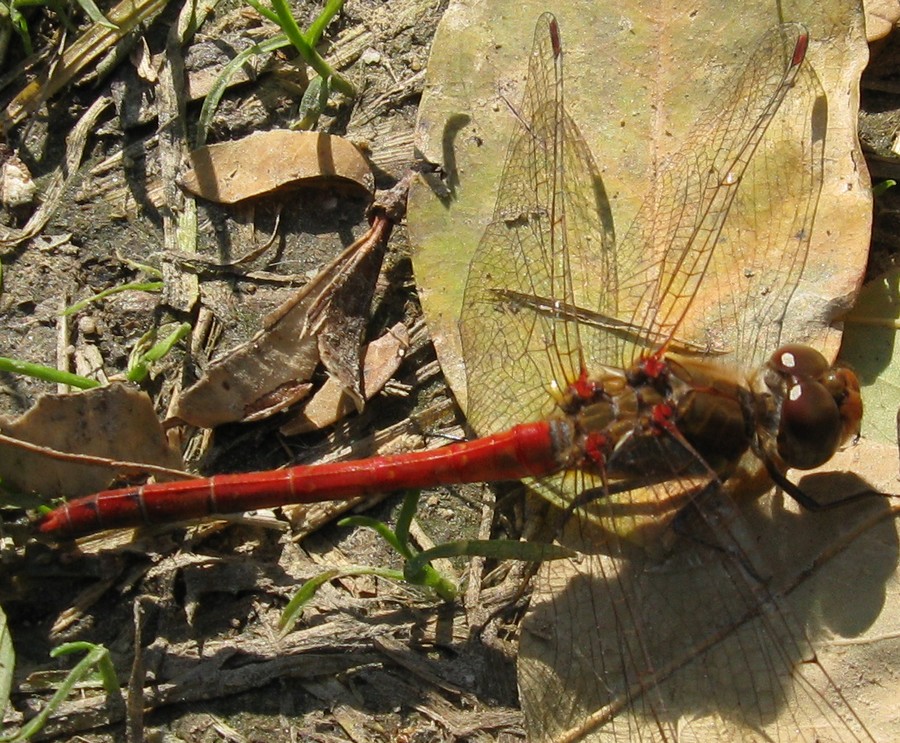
[0,0,534,739]
[0,0,898,741]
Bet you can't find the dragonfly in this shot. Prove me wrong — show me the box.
[38,13,873,740]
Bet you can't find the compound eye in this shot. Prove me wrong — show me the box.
[770,344,829,378]
[777,378,842,470]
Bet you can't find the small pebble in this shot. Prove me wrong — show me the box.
[361,49,382,65]
[78,315,98,336]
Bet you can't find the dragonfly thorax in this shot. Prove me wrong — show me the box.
[655,356,756,475]
[562,357,756,480]
[556,345,861,494]
[558,367,640,471]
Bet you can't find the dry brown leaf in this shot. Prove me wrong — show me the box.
[173,212,395,428]
[0,384,183,499]
[180,131,374,204]
[314,236,397,411]
[280,323,410,436]
[865,0,900,41]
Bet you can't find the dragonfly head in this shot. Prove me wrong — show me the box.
[762,344,862,470]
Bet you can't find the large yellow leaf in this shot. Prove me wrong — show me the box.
[409,0,887,740]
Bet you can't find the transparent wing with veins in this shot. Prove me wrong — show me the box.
[613,22,825,371]
[461,12,616,438]
[462,20,825,436]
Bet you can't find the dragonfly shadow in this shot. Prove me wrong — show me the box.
[518,486,896,740]
[745,479,898,640]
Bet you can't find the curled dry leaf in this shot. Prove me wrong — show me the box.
[180,130,374,204]
[0,383,183,499]
[173,210,398,428]
[280,322,410,436]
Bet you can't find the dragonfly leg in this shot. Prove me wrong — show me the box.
[763,456,881,511]
[668,483,771,585]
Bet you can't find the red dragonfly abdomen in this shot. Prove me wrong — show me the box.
[38,420,569,539]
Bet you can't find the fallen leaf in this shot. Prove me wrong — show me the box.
[410,1,883,741]
[280,322,410,435]
[408,0,871,409]
[841,268,900,445]
[173,206,400,428]
[180,130,374,204]
[315,244,396,412]
[0,383,183,499]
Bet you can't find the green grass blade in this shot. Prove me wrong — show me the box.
[126,322,191,382]
[195,35,292,147]
[0,357,100,389]
[338,515,406,556]
[304,0,343,45]
[280,566,405,633]
[62,281,163,316]
[405,539,577,586]
[0,643,120,742]
[73,0,117,28]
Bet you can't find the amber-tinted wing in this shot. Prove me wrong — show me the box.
[460,14,873,743]
[611,23,825,371]
[461,19,825,438]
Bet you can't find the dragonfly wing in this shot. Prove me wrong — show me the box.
[520,395,874,741]
[527,422,717,547]
[461,13,616,437]
[692,57,825,370]
[519,478,876,743]
[605,23,824,370]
